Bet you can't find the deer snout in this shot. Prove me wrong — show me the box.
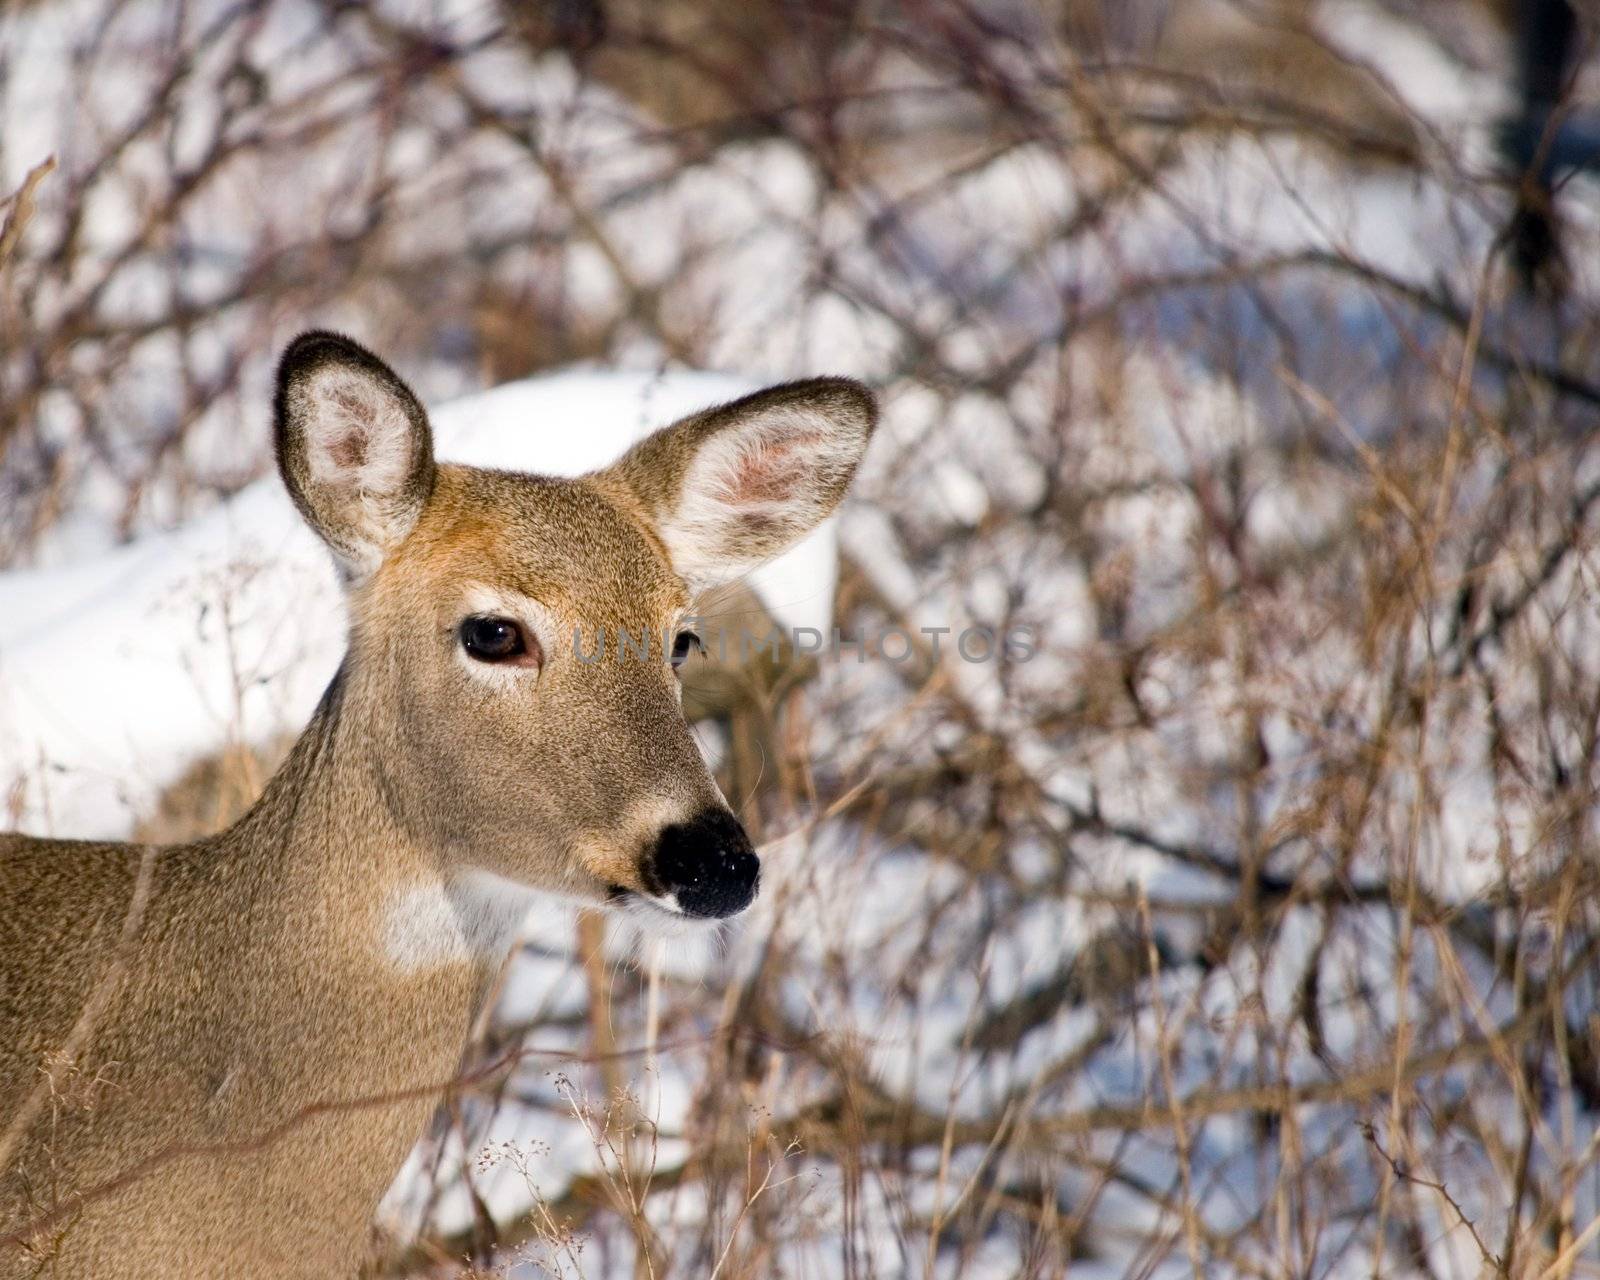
[645,809,760,918]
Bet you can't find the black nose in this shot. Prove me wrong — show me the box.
[647,809,760,918]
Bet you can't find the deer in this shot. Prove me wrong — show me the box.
[0,331,875,1278]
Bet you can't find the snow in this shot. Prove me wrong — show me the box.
[0,368,841,840]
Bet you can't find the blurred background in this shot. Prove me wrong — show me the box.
[5,0,1600,1275]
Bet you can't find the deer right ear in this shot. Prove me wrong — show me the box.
[604,377,877,592]
[274,331,436,582]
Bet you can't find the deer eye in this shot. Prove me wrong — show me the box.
[460,615,534,664]
[670,630,702,673]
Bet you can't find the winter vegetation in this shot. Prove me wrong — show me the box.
[5,0,1600,1275]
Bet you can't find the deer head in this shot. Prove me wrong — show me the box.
[273,331,875,934]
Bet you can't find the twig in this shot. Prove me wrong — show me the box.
[0,155,55,273]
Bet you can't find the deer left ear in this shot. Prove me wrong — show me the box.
[606,377,877,591]
[274,331,436,583]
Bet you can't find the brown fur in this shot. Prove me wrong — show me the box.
[0,333,874,1277]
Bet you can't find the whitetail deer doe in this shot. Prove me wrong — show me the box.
[0,332,875,1277]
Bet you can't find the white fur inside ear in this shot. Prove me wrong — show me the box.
[303,368,418,498]
[661,409,861,588]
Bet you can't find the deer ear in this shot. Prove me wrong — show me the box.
[607,378,876,591]
[274,331,436,582]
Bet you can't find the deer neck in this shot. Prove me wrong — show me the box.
[221,662,528,1012]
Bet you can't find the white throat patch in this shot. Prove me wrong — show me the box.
[381,869,541,974]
